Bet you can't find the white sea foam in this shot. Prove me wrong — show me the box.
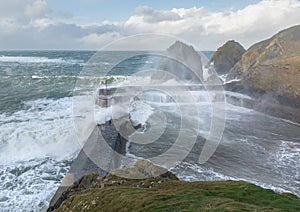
[31,75,45,79]
[218,73,227,82]
[171,162,235,182]
[94,98,155,126]
[226,91,252,100]
[268,140,300,196]
[0,97,80,165]
[129,101,154,126]
[224,78,241,84]
[0,158,71,211]
[0,56,83,64]
[94,106,113,125]
[202,66,210,81]
[172,161,296,196]
[0,97,83,211]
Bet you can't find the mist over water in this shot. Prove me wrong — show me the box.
[0,51,299,211]
[121,90,300,197]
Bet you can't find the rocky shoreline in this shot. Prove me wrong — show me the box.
[225,81,300,123]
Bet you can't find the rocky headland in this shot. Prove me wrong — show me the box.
[212,25,300,122]
[227,25,300,98]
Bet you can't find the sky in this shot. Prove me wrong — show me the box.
[0,0,299,50]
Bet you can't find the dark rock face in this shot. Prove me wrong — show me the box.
[152,41,203,83]
[209,40,245,75]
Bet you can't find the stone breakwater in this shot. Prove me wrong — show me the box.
[48,118,129,211]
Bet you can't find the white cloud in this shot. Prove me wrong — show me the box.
[0,0,299,50]
[25,0,49,19]
[0,0,27,19]
[0,18,18,33]
[31,18,55,29]
[122,0,300,49]
[201,0,300,36]
[135,6,182,23]
[0,0,51,34]
[79,32,122,48]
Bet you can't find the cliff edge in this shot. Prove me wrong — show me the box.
[51,160,300,212]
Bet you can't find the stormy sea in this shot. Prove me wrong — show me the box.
[0,51,299,211]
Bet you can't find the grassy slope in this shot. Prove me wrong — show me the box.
[56,178,300,212]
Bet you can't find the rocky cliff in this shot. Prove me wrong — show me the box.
[152,41,203,83]
[209,40,245,75]
[227,25,300,106]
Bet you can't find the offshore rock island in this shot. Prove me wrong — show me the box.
[209,40,246,75]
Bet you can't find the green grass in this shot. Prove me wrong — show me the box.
[56,179,300,212]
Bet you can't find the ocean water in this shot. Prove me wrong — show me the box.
[0,50,174,211]
[0,51,92,211]
[0,51,299,211]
